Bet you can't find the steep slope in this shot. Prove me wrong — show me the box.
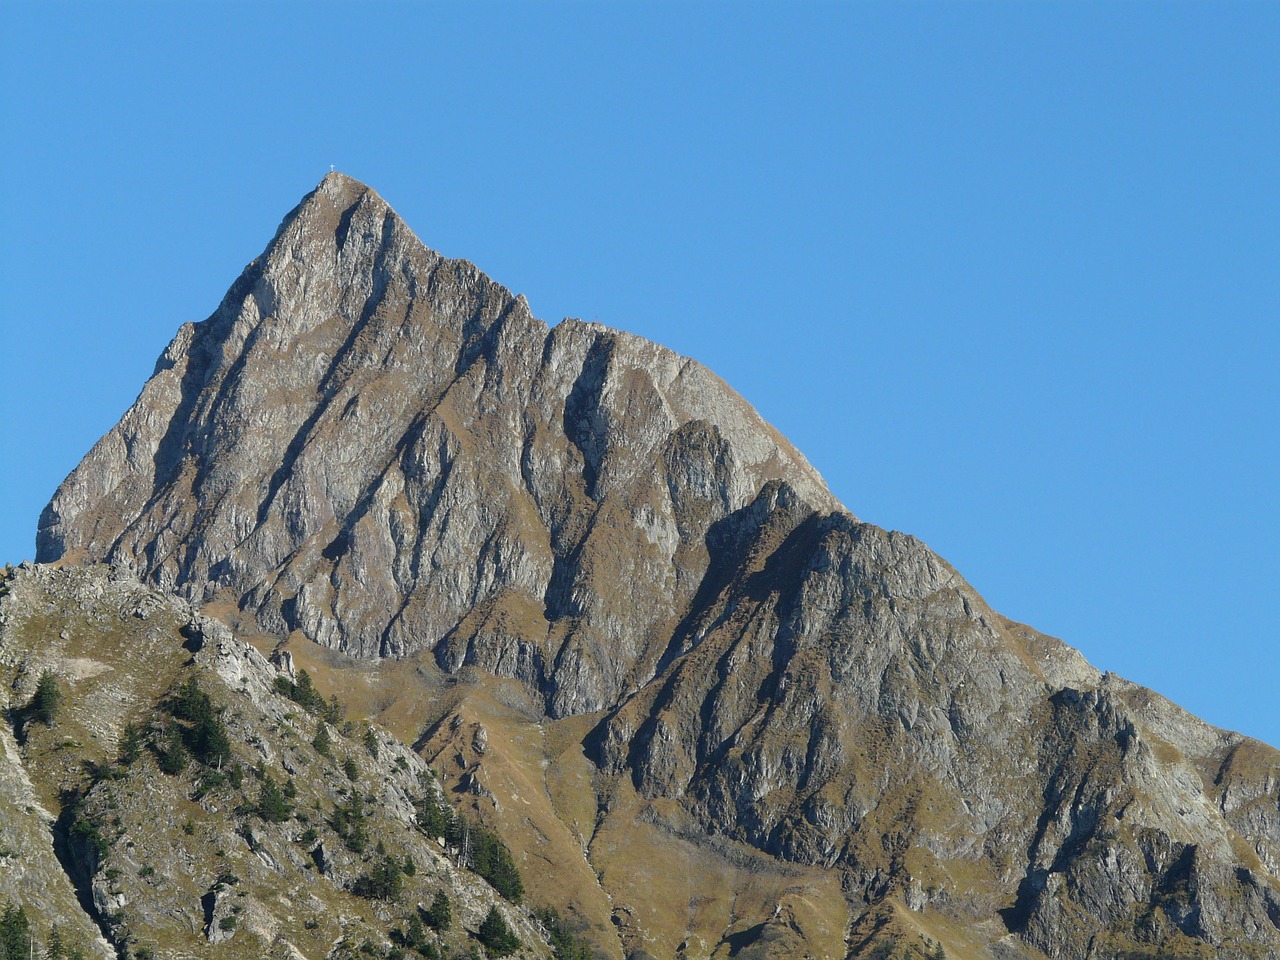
[38,172,835,720]
[35,174,1280,959]
[0,563,560,960]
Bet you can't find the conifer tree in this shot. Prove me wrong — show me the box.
[477,906,519,957]
[118,722,144,766]
[0,902,33,960]
[31,670,62,725]
[312,723,332,758]
[158,725,188,775]
[425,890,452,931]
[255,774,292,822]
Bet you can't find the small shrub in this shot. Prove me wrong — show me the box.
[69,809,109,861]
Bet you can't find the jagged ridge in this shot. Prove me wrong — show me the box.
[35,174,1280,959]
[39,172,837,719]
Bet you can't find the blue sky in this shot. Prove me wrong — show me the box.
[2,2,1276,747]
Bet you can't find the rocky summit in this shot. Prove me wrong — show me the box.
[14,173,1280,959]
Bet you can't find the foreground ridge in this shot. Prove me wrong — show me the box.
[0,562,558,959]
[28,175,1280,959]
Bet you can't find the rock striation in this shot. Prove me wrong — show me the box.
[39,172,836,719]
[36,174,1280,959]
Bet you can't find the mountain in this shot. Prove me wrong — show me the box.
[0,562,565,960]
[24,173,1280,959]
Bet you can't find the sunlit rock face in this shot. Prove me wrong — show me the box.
[39,174,1280,959]
[38,172,837,717]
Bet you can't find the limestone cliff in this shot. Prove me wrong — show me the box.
[39,172,836,721]
[35,174,1280,959]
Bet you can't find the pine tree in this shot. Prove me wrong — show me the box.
[403,912,426,950]
[424,890,452,931]
[294,670,320,710]
[189,710,231,767]
[170,676,211,723]
[118,722,144,766]
[477,906,519,958]
[157,725,188,775]
[312,723,332,758]
[45,923,65,960]
[31,670,62,725]
[330,792,368,853]
[0,902,33,960]
[470,823,524,903]
[323,694,344,725]
[353,855,403,901]
[255,774,292,822]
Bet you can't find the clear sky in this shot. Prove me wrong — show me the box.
[2,3,1276,747]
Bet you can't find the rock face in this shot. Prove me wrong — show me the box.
[39,172,836,719]
[37,174,1280,958]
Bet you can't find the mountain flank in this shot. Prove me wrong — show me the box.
[0,562,567,959]
[20,173,1280,959]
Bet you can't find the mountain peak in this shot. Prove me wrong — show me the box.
[32,177,1280,960]
[38,173,837,691]
[313,168,379,205]
[265,169,398,261]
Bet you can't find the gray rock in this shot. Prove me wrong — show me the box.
[40,172,838,722]
[34,173,1280,959]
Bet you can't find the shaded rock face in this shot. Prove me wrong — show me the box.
[38,175,1280,958]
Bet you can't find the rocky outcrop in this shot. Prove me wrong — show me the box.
[39,172,836,720]
[0,563,559,959]
[34,175,1280,958]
